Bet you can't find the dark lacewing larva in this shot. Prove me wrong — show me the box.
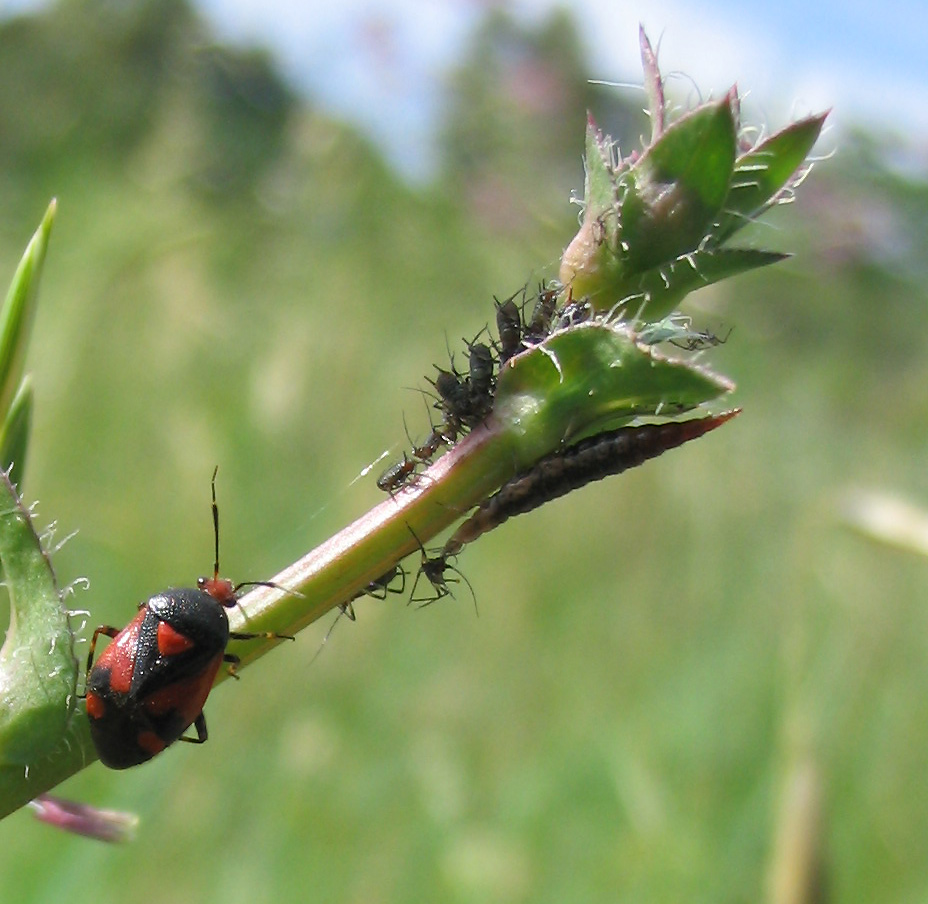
[441,410,741,557]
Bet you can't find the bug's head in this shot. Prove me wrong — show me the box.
[198,575,237,608]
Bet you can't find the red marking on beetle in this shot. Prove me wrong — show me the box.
[142,657,224,724]
[101,620,144,695]
[136,732,166,757]
[84,692,105,720]
[157,621,194,657]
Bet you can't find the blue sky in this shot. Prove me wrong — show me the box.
[4,0,926,177]
[193,0,928,177]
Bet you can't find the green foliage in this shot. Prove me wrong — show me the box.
[190,44,296,196]
[713,115,827,244]
[0,470,75,770]
[0,202,53,421]
[0,204,79,787]
[627,98,737,267]
[0,0,294,211]
[0,0,196,170]
[0,377,32,487]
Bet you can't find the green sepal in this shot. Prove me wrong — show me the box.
[714,113,828,243]
[632,248,790,323]
[561,78,824,317]
[0,470,77,767]
[583,115,621,216]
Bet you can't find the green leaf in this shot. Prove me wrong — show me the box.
[0,470,77,768]
[494,320,734,466]
[638,94,737,211]
[0,377,33,488]
[0,200,55,424]
[557,117,626,305]
[714,113,828,242]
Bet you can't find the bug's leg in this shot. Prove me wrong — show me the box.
[180,712,209,744]
[84,626,120,683]
[229,630,296,642]
[223,651,242,679]
[223,633,295,679]
[308,606,349,666]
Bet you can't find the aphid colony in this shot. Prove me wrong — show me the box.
[376,285,574,494]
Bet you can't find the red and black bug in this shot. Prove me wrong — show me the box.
[84,470,293,770]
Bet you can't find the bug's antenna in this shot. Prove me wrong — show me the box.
[205,466,304,603]
[211,466,221,581]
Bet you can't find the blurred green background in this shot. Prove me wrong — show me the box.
[2,1,928,902]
